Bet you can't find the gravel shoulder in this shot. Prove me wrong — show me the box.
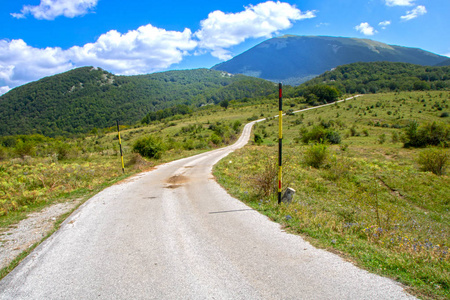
[0,199,82,270]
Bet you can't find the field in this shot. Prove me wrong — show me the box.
[214,91,450,299]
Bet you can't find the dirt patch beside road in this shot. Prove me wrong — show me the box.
[0,199,81,270]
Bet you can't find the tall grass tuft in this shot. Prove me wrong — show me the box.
[417,148,449,175]
[304,143,329,168]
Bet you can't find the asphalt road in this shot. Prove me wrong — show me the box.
[0,117,416,299]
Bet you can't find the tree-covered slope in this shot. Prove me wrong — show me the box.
[296,62,450,95]
[0,67,276,136]
[212,35,448,85]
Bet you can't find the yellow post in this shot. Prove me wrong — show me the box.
[117,120,125,173]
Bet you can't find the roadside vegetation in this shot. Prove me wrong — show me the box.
[214,91,450,300]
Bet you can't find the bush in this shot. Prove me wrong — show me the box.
[403,121,450,148]
[254,133,263,145]
[417,148,449,175]
[304,143,329,168]
[232,120,242,133]
[54,142,73,160]
[252,160,278,198]
[14,140,35,158]
[132,136,165,159]
[440,112,449,118]
[210,133,222,145]
[301,125,341,144]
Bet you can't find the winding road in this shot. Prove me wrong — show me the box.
[0,101,416,299]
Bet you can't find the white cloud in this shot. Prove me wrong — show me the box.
[68,25,197,75]
[11,0,98,20]
[401,5,427,21]
[316,22,330,28]
[0,25,197,92]
[0,39,72,91]
[0,86,11,96]
[378,20,391,29]
[354,22,377,36]
[385,0,415,6]
[195,1,316,60]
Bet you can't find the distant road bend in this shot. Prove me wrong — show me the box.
[0,96,416,299]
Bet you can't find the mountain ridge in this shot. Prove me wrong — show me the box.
[212,35,448,85]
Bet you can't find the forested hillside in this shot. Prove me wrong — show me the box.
[0,67,276,137]
[296,62,450,95]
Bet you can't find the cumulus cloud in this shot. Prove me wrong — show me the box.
[68,25,197,75]
[378,20,391,29]
[401,5,427,21]
[0,25,197,94]
[0,39,72,92]
[354,22,377,36]
[385,0,415,6]
[11,0,98,20]
[195,1,316,60]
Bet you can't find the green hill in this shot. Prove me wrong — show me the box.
[0,67,276,137]
[296,61,450,95]
[212,35,448,85]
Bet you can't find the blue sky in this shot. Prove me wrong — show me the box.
[1,0,449,95]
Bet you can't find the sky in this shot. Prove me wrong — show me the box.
[1,0,449,95]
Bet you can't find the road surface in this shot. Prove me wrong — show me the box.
[0,115,416,299]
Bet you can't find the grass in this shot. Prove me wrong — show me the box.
[214,91,449,300]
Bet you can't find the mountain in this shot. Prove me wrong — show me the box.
[0,67,276,137]
[436,58,450,66]
[212,35,448,86]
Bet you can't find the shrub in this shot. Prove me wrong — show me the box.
[326,131,341,144]
[252,160,278,198]
[54,142,72,160]
[304,143,329,168]
[378,134,386,144]
[417,148,449,175]
[440,112,449,118]
[232,120,242,133]
[210,133,222,145]
[254,133,263,145]
[301,125,341,144]
[132,136,165,159]
[14,140,35,158]
[403,121,450,148]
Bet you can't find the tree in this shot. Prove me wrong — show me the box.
[303,85,342,105]
[220,99,229,110]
